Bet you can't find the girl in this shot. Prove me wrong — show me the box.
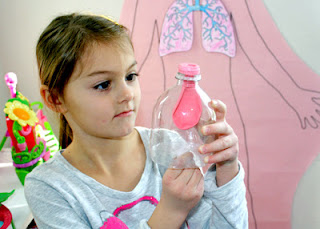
[24,13,247,228]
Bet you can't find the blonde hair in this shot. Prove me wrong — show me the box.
[36,13,132,148]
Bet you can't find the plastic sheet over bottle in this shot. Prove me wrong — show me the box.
[150,81,216,169]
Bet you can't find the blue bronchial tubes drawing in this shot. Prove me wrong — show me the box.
[159,0,236,57]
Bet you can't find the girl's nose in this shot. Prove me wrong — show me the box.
[117,82,134,103]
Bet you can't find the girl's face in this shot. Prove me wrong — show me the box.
[61,41,141,140]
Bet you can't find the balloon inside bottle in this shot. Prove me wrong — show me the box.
[150,63,216,169]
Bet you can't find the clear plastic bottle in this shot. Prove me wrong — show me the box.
[150,63,216,169]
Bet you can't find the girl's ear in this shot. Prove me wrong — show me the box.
[40,85,67,113]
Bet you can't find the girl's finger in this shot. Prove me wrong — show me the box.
[204,145,239,164]
[209,99,227,122]
[202,121,233,136]
[165,168,184,180]
[199,134,238,154]
[186,168,203,187]
[177,168,197,184]
[196,175,204,192]
[209,99,227,121]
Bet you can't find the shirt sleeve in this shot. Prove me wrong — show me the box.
[186,161,248,229]
[24,177,91,229]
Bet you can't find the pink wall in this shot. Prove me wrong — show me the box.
[120,0,320,228]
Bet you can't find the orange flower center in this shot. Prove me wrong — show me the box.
[13,108,30,120]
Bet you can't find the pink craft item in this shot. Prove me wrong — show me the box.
[4,72,17,98]
[6,119,37,153]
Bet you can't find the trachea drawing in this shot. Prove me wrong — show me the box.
[159,0,236,57]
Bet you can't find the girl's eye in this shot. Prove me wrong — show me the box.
[126,73,139,81]
[94,81,110,90]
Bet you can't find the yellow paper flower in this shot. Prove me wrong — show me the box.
[4,100,38,127]
[17,92,29,102]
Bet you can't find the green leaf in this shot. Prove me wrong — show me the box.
[0,190,15,203]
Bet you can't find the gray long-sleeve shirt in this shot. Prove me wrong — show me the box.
[25,127,248,228]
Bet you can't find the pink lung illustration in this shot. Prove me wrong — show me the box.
[159,0,235,57]
[201,0,235,56]
[159,0,194,56]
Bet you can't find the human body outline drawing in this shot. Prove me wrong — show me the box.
[120,0,320,228]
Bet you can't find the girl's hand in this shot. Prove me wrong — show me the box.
[161,168,204,213]
[148,168,204,228]
[199,100,239,186]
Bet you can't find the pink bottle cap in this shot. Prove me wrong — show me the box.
[178,63,200,77]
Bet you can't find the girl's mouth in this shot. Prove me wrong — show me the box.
[115,110,134,118]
